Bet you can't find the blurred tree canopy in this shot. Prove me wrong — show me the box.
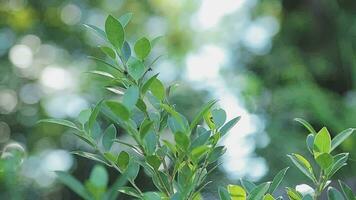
[235,0,356,185]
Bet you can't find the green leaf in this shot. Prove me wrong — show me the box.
[146,155,161,170]
[151,36,164,47]
[219,116,241,136]
[140,120,154,139]
[313,127,331,156]
[105,101,130,121]
[142,74,159,94]
[326,153,349,177]
[89,165,108,188]
[105,15,124,49]
[117,151,130,171]
[191,130,211,148]
[83,24,106,40]
[143,131,157,155]
[127,57,145,81]
[269,167,289,194]
[248,182,271,200]
[122,41,131,62]
[100,46,116,59]
[72,151,111,166]
[338,180,355,200]
[78,109,92,125]
[315,153,334,170]
[134,37,151,60]
[174,131,190,151]
[263,194,275,200]
[191,145,210,163]
[190,100,218,131]
[88,56,122,73]
[102,124,116,151]
[286,187,302,200]
[302,195,313,200]
[240,179,256,194]
[331,128,355,152]
[118,12,133,27]
[126,159,140,181]
[161,104,188,132]
[294,118,317,134]
[306,134,314,154]
[328,187,345,200]
[211,108,227,128]
[122,85,139,110]
[219,187,231,200]
[88,100,103,134]
[142,192,161,200]
[207,146,226,163]
[227,185,246,200]
[150,78,165,101]
[287,154,316,183]
[55,171,92,200]
[117,186,141,198]
[38,119,80,131]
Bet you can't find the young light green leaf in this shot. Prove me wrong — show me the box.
[191,145,210,163]
[190,100,218,131]
[287,154,316,183]
[139,120,154,139]
[78,109,92,125]
[105,100,130,121]
[89,165,108,188]
[269,167,289,194]
[294,118,317,134]
[142,74,159,94]
[83,24,106,40]
[286,187,302,200]
[313,127,331,156]
[174,131,190,151]
[100,46,116,59]
[331,128,355,152]
[146,155,161,170]
[105,15,124,49]
[227,185,246,200]
[55,171,92,200]
[127,57,145,81]
[315,153,334,170]
[142,192,161,200]
[102,124,116,151]
[134,37,151,60]
[220,116,241,136]
[150,78,165,101]
[118,12,133,27]
[338,180,355,200]
[248,182,271,200]
[263,194,275,200]
[122,85,139,110]
[117,151,130,171]
[328,187,345,200]
[38,119,80,131]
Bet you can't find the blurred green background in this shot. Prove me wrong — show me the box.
[0,0,355,199]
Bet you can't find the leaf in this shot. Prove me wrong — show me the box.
[100,46,116,59]
[302,195,313,200]
[139,120,154,139]
[88,100,103,134]
[55,171,92,200]
[127,57,145,81]
[263,194,275,200]
[146,155,161,170]
[328,187,345,200]
[102,124,117,151]
[191,130,211,148]
[306,134,314,154]
[126,159,140,181]
[174,131,190,151]
[161,104,188,132]
[143,131,157,155]
[134,37,151,60]
[118,12,133,27]
[190,100,218,131]
[105,15,125,49]
[219,187,231,200]
[207,146,226,163]
[269,167,289,194]
[83,24,106,40]
[191,145,210,163]
[88,56,122,73]
[338,180,355,200]
[89,165,108,188]
[86,70,115,79]
[78,109,92,125]
[122,85,139,110]
[38,119,80,131]
[313,127,331,156]
[315,153,334,170]
[240,179,256,194]
[117,151,130,171]
[105,101,130,121]
[72,151,111,166]
[122,41,131,62]
[151,36,164,47]
[294,118,317,134]
[211,108,227,128]
[331,128,355,152]
[117,186,141,198]
[219,116,241,136]
[248,182,271,200]
[142,74,159,94]
[150,78,165,101]
[142,192,161,200]
[326,153,349,178]
[227,185,246,200]
[287,154,316,183]
[286,187,302,200]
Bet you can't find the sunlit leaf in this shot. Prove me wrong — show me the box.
[227,185,246,200]
[105,101,130,121]
[105,15,124,49]
[117,151,130,171]
[134,37,151,60]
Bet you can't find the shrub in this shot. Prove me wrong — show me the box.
[39,13,355,200]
